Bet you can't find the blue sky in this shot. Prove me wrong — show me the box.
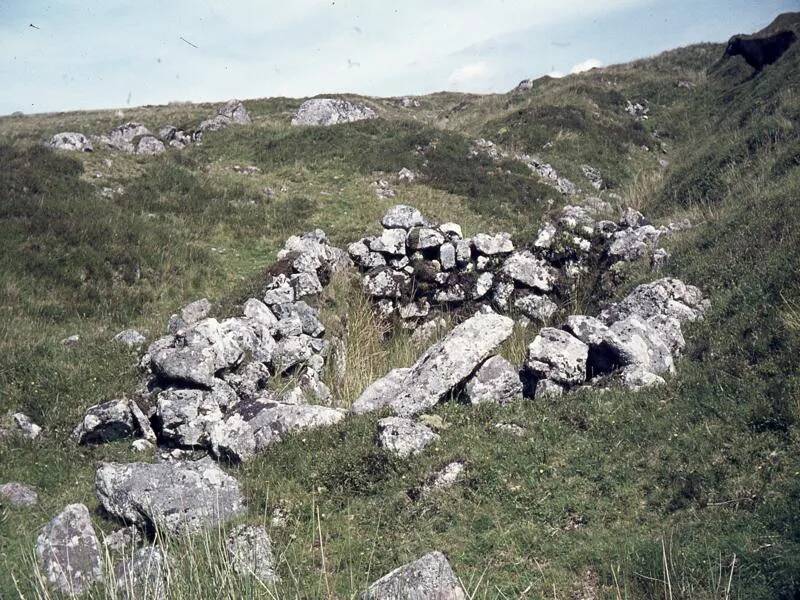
[0,0,795,114]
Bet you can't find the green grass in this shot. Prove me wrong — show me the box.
[2,14,800,598]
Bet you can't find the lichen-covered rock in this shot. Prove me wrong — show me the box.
[350,369,409,415]
[0,482,38,507]
[526,328,589,386]
[113,329,146,347]
[421,461,465,495]
[463,355,522,405]
[181,298,213,324]
[362,268,409,299]
[407,227,445,250]
[361,551,466,600]
[377,417,439,458]
[114,547,168,600]
[95,458,246,534]
[48,132,93,152]
[72,398,138,445]
[226,525,279,582]
[472,232,514,255]
[135,135,165,155]
[36,503,103,596]
[390,312,514,416]
[156,388,224,446]
[291,98,377,126]
[600,278,708,324]
[370,228,408,255]
[514,293,557,322]
[502,251,555,291]
[11,412,42,439]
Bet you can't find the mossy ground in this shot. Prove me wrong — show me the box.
[1,17,799,598]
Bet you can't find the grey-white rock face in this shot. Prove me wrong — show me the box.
[600,278,708,325]
[135,135,166,155]
[407,227,445,250]
[0,482,38,506]
[472,232,514,255]
[514,293,557,322]
[390,312,514,416]
[95,458,246,534]
[114,547,168,600]
[291,98,377,126]
[502,251,555,291]
[48,132,93,152]
[382,205,428,230]
[156,388,224,446]
[181,298,212,324]
[526,328,589,386]
[350,369,409,415]
[610,316,674,376]
[370,228,407,255]
[361,551,466,600]
[72,398,138,445]
[151,346,218,388]
[226,525,279,583]
[12,412,43,439]
[377,417,439,458]
[463,356,522,405]
[362,268,409,299]
[211,401,345,462]
[113,329,146,347]
[36,503,103,596]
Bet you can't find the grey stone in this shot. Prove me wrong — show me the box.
[12,412,42,439]
[362,268,409,299]
[608,225,663,262]
[291,98,377,126]
[62,334,81,347]
[421,461,465,495]
[156,388,224,447]
[473,232,514,255]
[102,122,152,153]
[217,99,251,124]
[95,458,246,534]
[464,356,522,405]
[440,243,457,270]
[621,367,666,390]
[390,312,514,416]
[113,329,146,347]
[361,551,465,600]
[263,280,295,306]
[136,135,166,155]
[351,368,411,415]
[440,222,463,239]
[407,227,445,250]
[399,299,430,320]
[114,547,168,600]
[0,482,38,507]
[103,526,142,554]
[224,361,271,401]
[473,272,494,299]
[455,239,472,264]
[610,316,674,375]
[382,205,428,230]
[535,379,564,399]
[534,222,557,249]
[377,417,439,458]
[36,504,103,596]
[72,398,137,445]
[563,315,639,377]
[600,278,708,325]
[502,251,555,291]
[243,298,278,331]
[514,294,557,322]
[290,271,323,298]
[273,334,314,372]
[491,280,515,310]
[180,298,212,324]
[47,132,93,152]
[526,328,589,386]
[370,228,407,255]
[226,525,278,583]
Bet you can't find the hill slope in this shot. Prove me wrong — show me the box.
[1,13,799,599]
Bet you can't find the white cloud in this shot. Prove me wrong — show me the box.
[570,58,604,74]
[448,61,491,88]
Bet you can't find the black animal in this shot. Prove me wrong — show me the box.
[725,30,797,72]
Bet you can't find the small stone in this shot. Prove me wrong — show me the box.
[131,439,154,452]
[381,204,428,229]
[514,294,557,322]
[13,412,42,439]
[0,482,38,507]
[113,329,146,347]
[362,551,465,600]
[226,525,279,583]
[440,222,463,239]
[473,232,514,255]
[502,251,555,291]
[114,547,168,600]
[407,227,445,250]
[440,243,457,270]
[464,356,522,405]
[526,328,589,386]
[377,417,439,458]
[62,334,80,348]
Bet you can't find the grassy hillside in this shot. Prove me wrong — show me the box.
[1,13,799,599]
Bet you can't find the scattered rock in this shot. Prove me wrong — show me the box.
[463,356,522,405]
[291,98,377,126]
[36,504,103,596]
[362,551,466,600]
[377,417,439,458]
[12,412,42,439]
[62,334,80,348]
[114,547,168,600]
[114,329,146,347]
[421,461,465,495]
[47,132,93,152]
[95,458,246,534]
[0,482,38,507]
[226,525,279,583]
[390,312,514,416]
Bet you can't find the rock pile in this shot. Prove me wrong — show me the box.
[71,229,349,464]
[524,277,708,396]
[291,98,377,126]
[348,203,681,330]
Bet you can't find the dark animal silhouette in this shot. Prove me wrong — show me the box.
[725,30,797,72]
